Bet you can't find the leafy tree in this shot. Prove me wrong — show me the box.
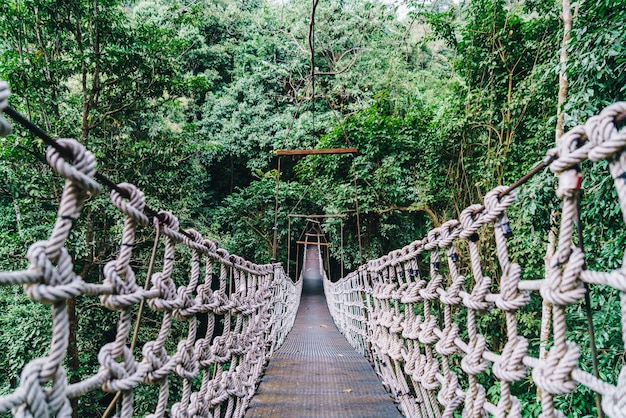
[0,1,213,415]
[0,0,625,416]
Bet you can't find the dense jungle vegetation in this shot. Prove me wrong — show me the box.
[0,0,625,416]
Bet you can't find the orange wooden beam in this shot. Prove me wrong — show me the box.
[274,147,357,156]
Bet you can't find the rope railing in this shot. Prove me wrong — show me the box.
[4,76,626,417]
[0,83,302,418]
[324,102,626,417]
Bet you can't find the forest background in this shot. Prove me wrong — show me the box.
[0,0,624,416]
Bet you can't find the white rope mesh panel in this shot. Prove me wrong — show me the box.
[324,102,626,418]
[0,138,302,418]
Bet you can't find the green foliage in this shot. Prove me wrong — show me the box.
[212,177,323,264]
[566,1,626,124]
[0,0,625,416]
[0,289,51,394]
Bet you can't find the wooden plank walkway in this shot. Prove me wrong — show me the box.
[246,246,402,418]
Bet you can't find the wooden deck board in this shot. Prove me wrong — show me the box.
[246,246,402,418]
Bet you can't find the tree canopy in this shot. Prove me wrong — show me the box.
[0,0,624,416]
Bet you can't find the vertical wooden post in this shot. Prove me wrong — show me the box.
[340,220,344,279]
[272,157,281,262]
[287,216,292,277]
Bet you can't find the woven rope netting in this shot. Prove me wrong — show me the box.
[0,131,302,416]
[324,102,626,417]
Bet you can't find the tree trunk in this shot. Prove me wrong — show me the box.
[556,0,572,140]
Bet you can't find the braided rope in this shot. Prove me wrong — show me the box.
[324,102,626,417]
[0,138,301,417]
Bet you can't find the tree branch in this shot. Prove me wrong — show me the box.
[315,51,360,76]
[242,217,273,251]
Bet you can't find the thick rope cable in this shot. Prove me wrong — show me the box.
[324,102,626,417]
[4,85,626,417]
[2,105,218,256]
[0,86,302,418]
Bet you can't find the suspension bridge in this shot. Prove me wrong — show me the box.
[1,80,626,417]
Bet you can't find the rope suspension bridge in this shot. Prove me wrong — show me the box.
[2,79,626,417]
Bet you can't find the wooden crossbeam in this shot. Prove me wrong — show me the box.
[288,214,347,218]
[274,148,357,156]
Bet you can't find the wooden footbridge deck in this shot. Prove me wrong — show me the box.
[246,246,402,417]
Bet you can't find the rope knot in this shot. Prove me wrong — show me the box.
[461,334,489,376]
[142,341,175,384]
[418,316,439,345]
[549,126,587,198]
[586,101,626,162]
[206,380,227,407]
[170,402,193,418]
[194,338,213,367]
[403,347,420,376]
[439,220,461,248]
[148,272,180,311]
[408,352,426,382]
[159,210,180,232]
[379,311,394,328]
[424,228,441,250]
[389,314,403,334]
[98,343,148,392]
[420,274,443,301]
[216,248,230,260]
[401,314,421,340]
[483,186,516,223]
[542,247,586,306]
[387,335,405,360]
[463,275,491,311]
[462,384,487,418]
[532,341,579,395]
[38,138,101,266]
[460,204,487,239]
[176,340,199,380]
[496,264,529,311]
[203,239,218,253]
[46,138,101,196]
[557,168,583,199]
[435,323,459,356]
[12,357,72,418]
[437,372,464,414]
[495,393,522,418]
[549,126,589,175]
[439,274,464,306]
[183,228,204,248]
[173,285,198,319]
[24,242,85,303]
[602,366,626,417]
[228,334,248,356]
[421,356,440,390]
[391,282,406,300]
[100,261,143,310]
[493,336,528,382]
[211,336,231,363]
[400,280,424,304]
[110,183,149,226]
[197,285,217,308]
